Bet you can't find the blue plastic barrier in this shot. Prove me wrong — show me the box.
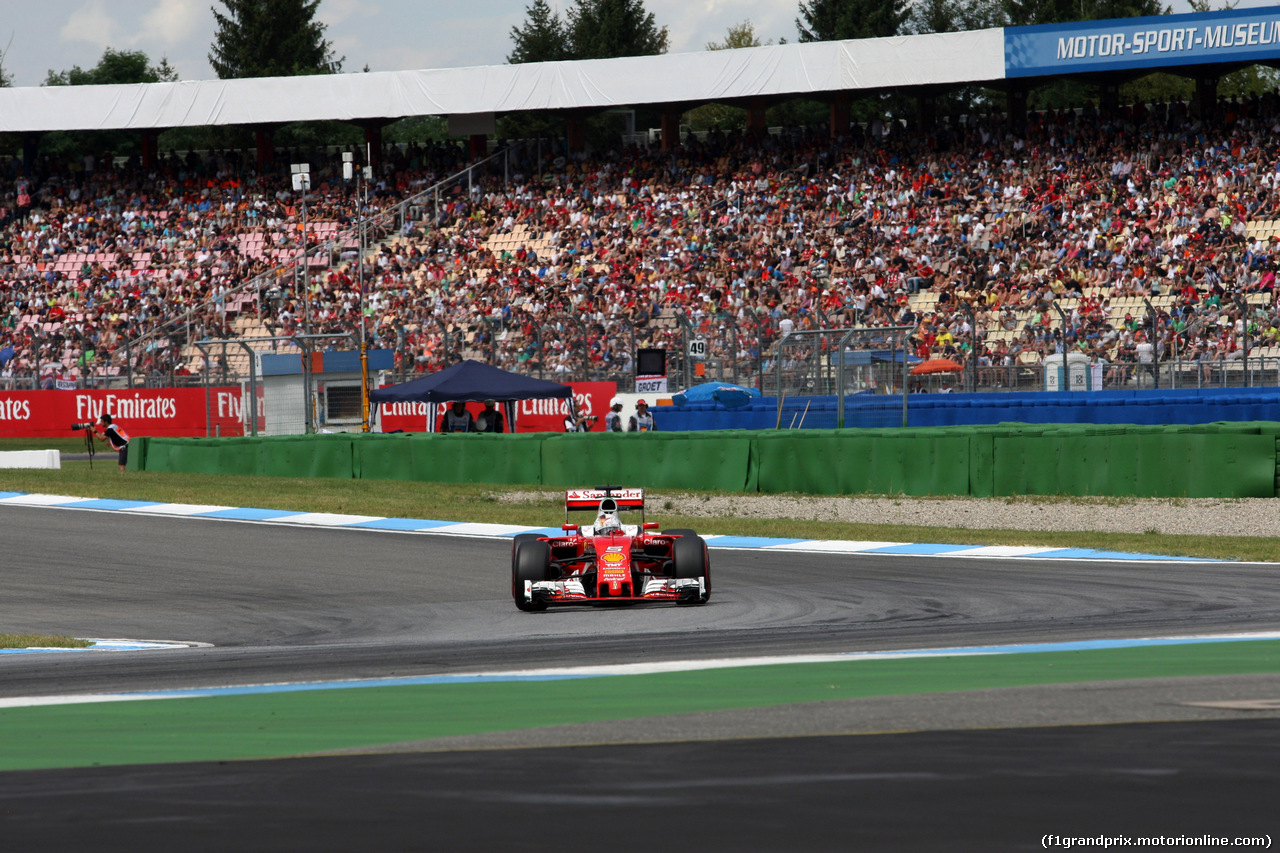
[657,389,1280,431]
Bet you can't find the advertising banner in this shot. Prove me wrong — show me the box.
[635,375,668,394]
[377,381,615,433]
[1005,7,1280,77]
[0,388,244,438]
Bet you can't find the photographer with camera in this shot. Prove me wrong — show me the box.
[563,401,597,433]
[74,414,130,471]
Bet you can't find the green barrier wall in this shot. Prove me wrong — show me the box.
[754,430,971,496]
[257,435,355,479]
[354,434,545,484]
[989,426,1277,498]
[130,422,1280,498]
[541,431,756,492]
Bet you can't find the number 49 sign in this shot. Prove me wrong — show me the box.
[688,338,707,358]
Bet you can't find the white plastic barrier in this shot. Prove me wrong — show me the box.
[0,450,61,469]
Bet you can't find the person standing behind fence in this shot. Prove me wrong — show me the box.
[628,399,655,432]
[439,401,475,433]
[1135,332,1155,386]
[93,414,130,471]
[604,398,624,432]
[476,399,505,433]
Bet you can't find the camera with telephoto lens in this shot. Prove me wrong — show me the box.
[71,422,95,431]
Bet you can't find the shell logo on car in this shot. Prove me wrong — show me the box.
[601,552,626,564]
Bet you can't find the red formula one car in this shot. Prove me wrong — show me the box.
[511,487,711,611]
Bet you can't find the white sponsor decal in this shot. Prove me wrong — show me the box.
[382,401,433,416]
[1053,21,1280,61]
[216,391,242,420]
[519,397,572,416]
[0,399,32,420]
[75,394,178,421]
[566,488,644,502]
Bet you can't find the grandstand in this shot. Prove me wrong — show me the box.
[4,9,1280,397]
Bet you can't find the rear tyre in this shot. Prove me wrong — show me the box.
[513,540,552,612]
[671,533,711,605]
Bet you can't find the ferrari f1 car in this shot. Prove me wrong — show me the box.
[511,487,710,611]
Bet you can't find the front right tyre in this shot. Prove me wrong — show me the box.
[512,539,552,612]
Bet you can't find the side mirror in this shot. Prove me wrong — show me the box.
[642,522,659,530]
[562,523,579,532]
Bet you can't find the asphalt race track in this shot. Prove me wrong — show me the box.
[2,504,1280,850]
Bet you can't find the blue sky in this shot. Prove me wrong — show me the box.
[3,0,1257,87]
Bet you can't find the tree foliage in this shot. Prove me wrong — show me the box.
[566,0,668,59]
[907,0,1006,34]
[45,48,178,86]
[706,19,769,51]
[508,0,570,64]
[209,0,342,79]
[796,0,909,41]
[1003,0,1168,28]
[508,0,668,64]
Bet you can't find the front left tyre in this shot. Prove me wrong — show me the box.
[670,531,711,605]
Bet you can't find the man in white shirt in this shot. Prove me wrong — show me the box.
[1135,332,1156,387]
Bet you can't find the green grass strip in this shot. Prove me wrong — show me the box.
[0,634,91,650]
[2,640,1278,772]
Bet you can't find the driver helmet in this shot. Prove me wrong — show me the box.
[594,498,622,533]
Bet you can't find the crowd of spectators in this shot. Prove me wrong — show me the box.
[6,88,1280,392]
[0,141,473,386]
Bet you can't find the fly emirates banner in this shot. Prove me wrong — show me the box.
[0,388,245,438]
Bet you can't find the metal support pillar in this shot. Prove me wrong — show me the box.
[829,95,850,139]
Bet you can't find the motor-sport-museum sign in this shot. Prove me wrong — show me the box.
[1005,6,1280,77]
[0,388,244,438]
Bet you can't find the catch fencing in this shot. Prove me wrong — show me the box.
[192,332,360,436]
[765,326,914,428]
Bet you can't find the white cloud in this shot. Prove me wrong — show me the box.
[140,0,204,44]
[324,0,381,26]
[59,0,124,48]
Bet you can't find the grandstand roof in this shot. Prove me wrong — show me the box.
[0,29,1001,133]
[1,7,1277,134]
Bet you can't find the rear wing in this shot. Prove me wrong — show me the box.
[565,486,645,526]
